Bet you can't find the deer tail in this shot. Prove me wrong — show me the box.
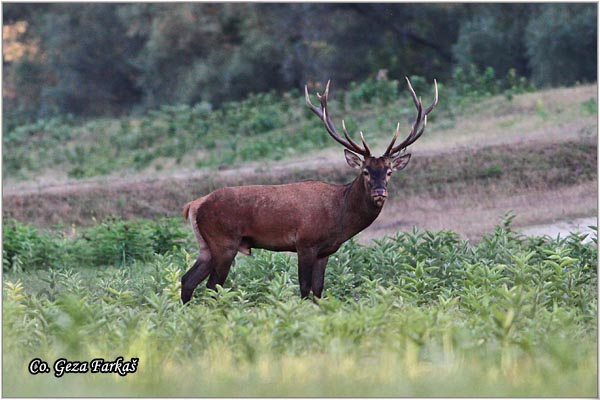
[184,198,208,249]
[183,201,192,220]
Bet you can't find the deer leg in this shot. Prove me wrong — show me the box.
[297,250,317,299]
[311,256,329,300]
[206,248,237,291]
[181,254,212,304]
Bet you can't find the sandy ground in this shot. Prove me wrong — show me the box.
[3,84,597,243]
[518,216,597,243]
[354,181,597,243]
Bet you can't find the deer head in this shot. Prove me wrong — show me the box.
[305,77,438,208]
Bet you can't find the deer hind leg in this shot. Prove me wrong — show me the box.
[181,203,212,304]
[206,247,238,290]
[181,254,212,304]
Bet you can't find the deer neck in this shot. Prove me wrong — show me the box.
[341,175,382,237]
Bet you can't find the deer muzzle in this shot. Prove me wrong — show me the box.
[371,188,388,207]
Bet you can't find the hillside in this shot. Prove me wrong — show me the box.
[3,83,598,240]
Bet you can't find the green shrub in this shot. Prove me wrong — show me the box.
[3,217,192,270]
[346,78,399,108]
[2,219,59,271]
[450,64,533,107]
[525,4,597,86]
[2,219,597,396]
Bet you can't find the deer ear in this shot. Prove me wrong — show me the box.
[344,149,363,170]
[391,153,411,171]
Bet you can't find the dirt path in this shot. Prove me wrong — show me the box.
[356,181,597,243]
[518,216,597,243]
[3,85,597,241]
[4,139,597,242]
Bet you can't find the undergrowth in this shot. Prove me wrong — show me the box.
[2,217,597,396]
[4,67,534,180]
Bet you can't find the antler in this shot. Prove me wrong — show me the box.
[305,80,371,157]
[384,77,438,157]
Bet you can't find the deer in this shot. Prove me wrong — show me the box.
[181,77,438,304]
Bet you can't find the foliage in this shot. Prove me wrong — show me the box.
[525,4,597,87]
[453,3,597,88]
[4,71,541,181]
[2,218,189,272]
[346,78,400,108]
[452,4,536,79]
[3,218,597,396]
[3,3,596,122]
[450,64,532,104]
[2,219,58,272]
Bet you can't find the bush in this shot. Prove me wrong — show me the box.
[2,219,58,271]
[3,218,191,271]
[525,4,597,87]
[449,64,533,106]
[2,219,597,396]
[346,78,400,108]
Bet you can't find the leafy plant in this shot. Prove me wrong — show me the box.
[2,219,597,396]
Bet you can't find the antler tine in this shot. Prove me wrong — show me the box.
[305,80,371,156]
[316,79,331,106]
[385,77,438,157]
[305,84,322,118]
[423,79,438,115]
[341,120,368,154]
[405,76,420,108]
[384,122,400,156]
[410,115,427,146]
[359,131,372,155]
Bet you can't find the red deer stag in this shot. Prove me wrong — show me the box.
[181,78,438,303]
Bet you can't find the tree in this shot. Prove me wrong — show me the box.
[2,3,597,121]
[525,4,597,87]
[452,4,540,78]
[37,4,143,116]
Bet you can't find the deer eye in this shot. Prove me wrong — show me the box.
[386,170,392,176]
[362,170,369,177]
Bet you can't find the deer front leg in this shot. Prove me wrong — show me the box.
[297,250,317,299]
[311,256,329,299]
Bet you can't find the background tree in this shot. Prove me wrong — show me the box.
[2,3,597,122]
[452,4,540,78]
[40,4,143,117]
[525,4,597,87]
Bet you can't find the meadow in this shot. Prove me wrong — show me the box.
[3,71,598,396]
[4,69,535,183]
[3,216,597,397]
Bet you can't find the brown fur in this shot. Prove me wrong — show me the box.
[181,156,408,303]
[182,78,436,303]
[182,202,192,220]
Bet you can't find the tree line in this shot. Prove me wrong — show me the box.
[3,3,596,122]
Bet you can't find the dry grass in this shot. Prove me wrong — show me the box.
[360,181,597,242]
[4,83,596,191]
[3,138,596,242]
[3,84,597,239]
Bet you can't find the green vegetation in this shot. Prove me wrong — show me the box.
[3,217,597,396]
[5,71,535,181]
[3,218,187,272]
[4,4,596,121]
[3,4,596,396]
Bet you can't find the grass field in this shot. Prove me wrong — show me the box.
[3,76,598,396]
[2,217,597,397]
[4,82,597,238]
